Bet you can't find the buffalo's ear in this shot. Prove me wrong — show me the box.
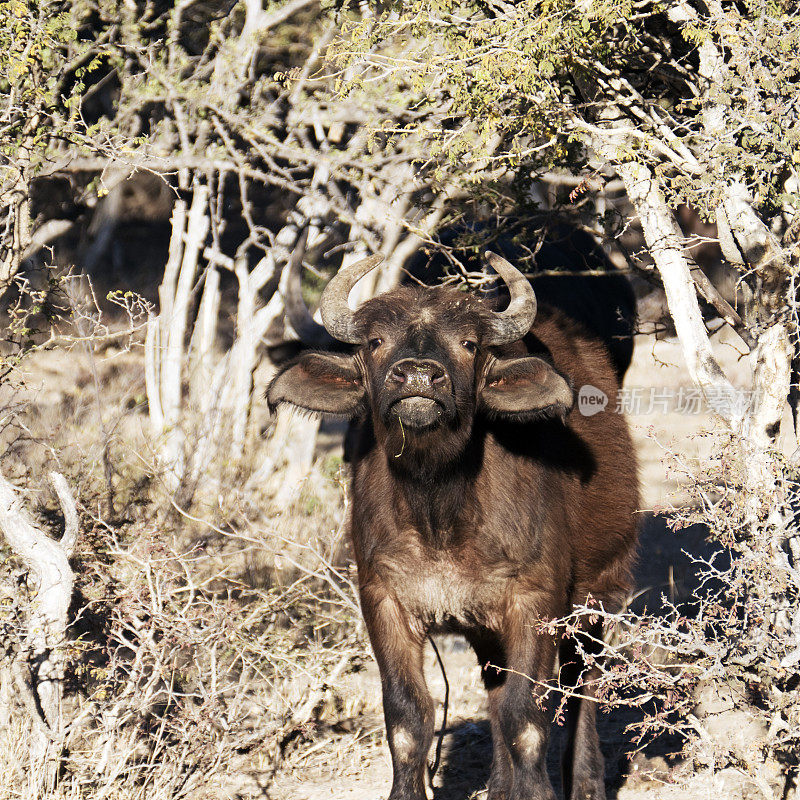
[267,352,366,418]
[480,356,573,421]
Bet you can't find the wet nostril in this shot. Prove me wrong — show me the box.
[432,373,447,385]
[390,365,407,383]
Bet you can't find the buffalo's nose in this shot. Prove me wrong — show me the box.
[389,359,448,388]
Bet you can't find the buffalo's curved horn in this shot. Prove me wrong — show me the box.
[281,227,338,348]
[319,252,385,344]
[483,251,537,345]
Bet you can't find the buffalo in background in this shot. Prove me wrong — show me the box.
[402,222,636,383]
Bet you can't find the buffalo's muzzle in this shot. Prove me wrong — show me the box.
[386,359,451,429]
[388,358,448,389]
[392,396,442,428]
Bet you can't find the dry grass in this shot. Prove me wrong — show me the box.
[0,328,375,799]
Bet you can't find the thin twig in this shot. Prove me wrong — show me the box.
[427,635,449,784]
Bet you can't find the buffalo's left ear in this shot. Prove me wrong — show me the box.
[267,352,366,418]
[479,356,573,421]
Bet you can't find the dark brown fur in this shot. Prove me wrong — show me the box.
[268,285,639,800]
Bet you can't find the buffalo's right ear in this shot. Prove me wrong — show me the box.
[267,353,366,418]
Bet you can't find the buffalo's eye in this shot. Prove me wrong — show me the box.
[368,337,383,352]
[461,340,477,354]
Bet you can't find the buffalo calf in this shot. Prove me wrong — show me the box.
[268,251,639,800]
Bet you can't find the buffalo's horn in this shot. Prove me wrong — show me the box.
[319,252,385,344]
[483,251,537,345]
[281,227,338,348]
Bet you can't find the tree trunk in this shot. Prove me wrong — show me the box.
[0,471,78,795]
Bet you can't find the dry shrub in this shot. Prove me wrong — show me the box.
[539,432,800,799]
[0,273,370,798]
[0,463,368,799]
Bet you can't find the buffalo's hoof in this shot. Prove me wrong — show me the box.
[569,777,606,800]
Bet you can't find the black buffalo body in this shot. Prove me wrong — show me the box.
[404,223,636,383]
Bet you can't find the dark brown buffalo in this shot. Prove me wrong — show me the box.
[268,252,639,800]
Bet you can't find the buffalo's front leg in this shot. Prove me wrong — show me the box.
[495,605,559,800]
[361,581,434,800]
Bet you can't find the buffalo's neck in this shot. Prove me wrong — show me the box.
[386,437,483,547]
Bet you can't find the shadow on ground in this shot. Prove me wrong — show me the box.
[428,512,718,800]
[629,512,721,616]
[432,704,682,800]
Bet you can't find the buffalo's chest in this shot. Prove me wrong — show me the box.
[373,545,512,631]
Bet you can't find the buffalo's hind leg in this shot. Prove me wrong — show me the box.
[467,631,512,800]
[360,581,434,800]
[559,620,606,800]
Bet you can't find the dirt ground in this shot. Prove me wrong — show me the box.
[260,328,765,800]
